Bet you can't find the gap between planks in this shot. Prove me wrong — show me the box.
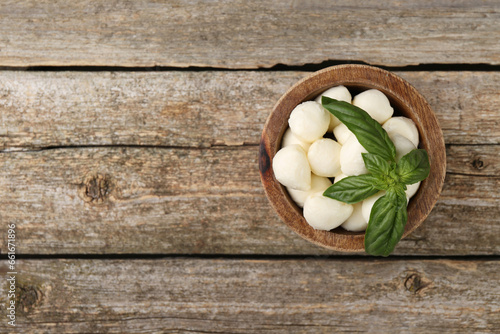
[0,143,259,154]
[14,253,500,261]
[2,62,500,72]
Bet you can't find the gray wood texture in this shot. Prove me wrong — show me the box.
[0,2,499,331]
[0,258,498,333]
[0,71,498,255]
[0,71,498,150]
[0,145,498,255]
[0,1,499,68]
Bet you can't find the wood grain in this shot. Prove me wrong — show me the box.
[0,71,499,150]
[0,258,498,333]
[0,1,497,331]
[446,145,500,177]
[0,146,498,255]
[0,1,499,68]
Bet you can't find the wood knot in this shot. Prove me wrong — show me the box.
[404,273,433,295]
[17,284,43,314]
[471,157,485,170]
[79,174,111,203]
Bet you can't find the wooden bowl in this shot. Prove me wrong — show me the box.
[259,64,446,252]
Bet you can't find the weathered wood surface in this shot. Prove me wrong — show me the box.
[0,1,498,332]
[0,71,499,149]
[1,1,499,68]
[0,70,498,255]
[0,258,498,333]
[0,145,498,255]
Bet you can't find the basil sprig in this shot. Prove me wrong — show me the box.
[321,96,430,257]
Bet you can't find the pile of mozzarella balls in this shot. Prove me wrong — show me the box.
[272,86,421,232]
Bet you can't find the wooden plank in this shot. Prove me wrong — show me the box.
[446,145,500,177]
[0,258,498,333]
[0,1,499,68]
[0,71,499,150]
[0,146,498,255]
[0,70,294,149]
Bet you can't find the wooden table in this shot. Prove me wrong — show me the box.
[0,1,499,333]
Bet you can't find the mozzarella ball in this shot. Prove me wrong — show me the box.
[352,89,394,124]
[281,128,311,152]
[334,173,348,184]
[287,174,332,208]
[303,194,353,231]
[315,85,352,131]
[341,202,368,232]
[362,192,386,222]
[405,181,421,199]
[383,117,419,147]
[288,101,330,142]
[307,138,342,177]
[272,145,311,191]
[391,134,417,161]
[340,135,369,176]
[333,123,353,145]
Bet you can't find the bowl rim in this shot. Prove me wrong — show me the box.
[259,64,446,252]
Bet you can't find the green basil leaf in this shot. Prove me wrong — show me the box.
[322,96,396,162]
[323,174,386,204]
[364,187,408,257]
[396,149,430,185]
[362,153,391,175]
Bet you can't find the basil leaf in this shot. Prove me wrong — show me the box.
[323,174,386,204]
[396,149,430,185]
[364,187,407,257]
[322,96,396,162]
[362,153,391,175]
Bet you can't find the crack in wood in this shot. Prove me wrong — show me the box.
[2,62,500,72]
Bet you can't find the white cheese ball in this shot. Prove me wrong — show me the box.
[303,194,353,231]
[341,202,368,232]
[287,174,332,208]
[288,101,330,143]
[281,128,311,152]
[352,89,394,124]
[334,173,348,184]
[383,117,419,147]
[391,134,417,161]
[340,135,369,176]
[406,181,421,199]
[307,138,342,177]
[333,123,353,145]
[362,192,385,222]
[315,85,352,131]
[272,145,311,191]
